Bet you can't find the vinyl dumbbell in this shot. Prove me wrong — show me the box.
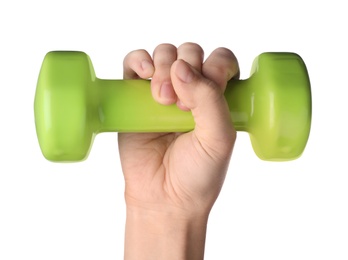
[34,51,311,162]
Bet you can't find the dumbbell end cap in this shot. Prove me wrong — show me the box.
[34,51,97,162]
[249,52,311,161]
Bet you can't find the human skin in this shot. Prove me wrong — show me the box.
[119,42,239,259]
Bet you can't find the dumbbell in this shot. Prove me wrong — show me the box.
[34,51,311,162]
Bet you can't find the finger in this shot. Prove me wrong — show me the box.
[171,60,236,159]
[177,42,204,72]
[123,49,154,79]
[151,43,177,105]
[202,47,240,91]
[176,42,204,110]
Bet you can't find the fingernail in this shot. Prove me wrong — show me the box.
[176,60,194,83]
[160,81,176,101]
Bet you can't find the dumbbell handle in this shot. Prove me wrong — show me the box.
[95,78,248,133]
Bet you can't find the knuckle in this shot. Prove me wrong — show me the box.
[213,47,238,65]
[123,49,148,64]
[214,47,235,58]
[154,43,177,53]
[178,42,204,55]
[153,44,177,66]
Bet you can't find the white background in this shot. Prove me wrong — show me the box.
[1,0,347,259]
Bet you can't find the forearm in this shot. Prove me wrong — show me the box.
[124,207,209,260]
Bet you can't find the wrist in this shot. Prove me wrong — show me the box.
[124,206,209,260]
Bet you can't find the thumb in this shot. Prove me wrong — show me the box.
[170,59,236,159]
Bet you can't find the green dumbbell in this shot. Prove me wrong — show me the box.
[34,51,311,162]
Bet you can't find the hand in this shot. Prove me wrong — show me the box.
[119,42,239,259]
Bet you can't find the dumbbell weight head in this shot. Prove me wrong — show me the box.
[225,52,311,161]
[34,51,99,161]
[34,51,311,162]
